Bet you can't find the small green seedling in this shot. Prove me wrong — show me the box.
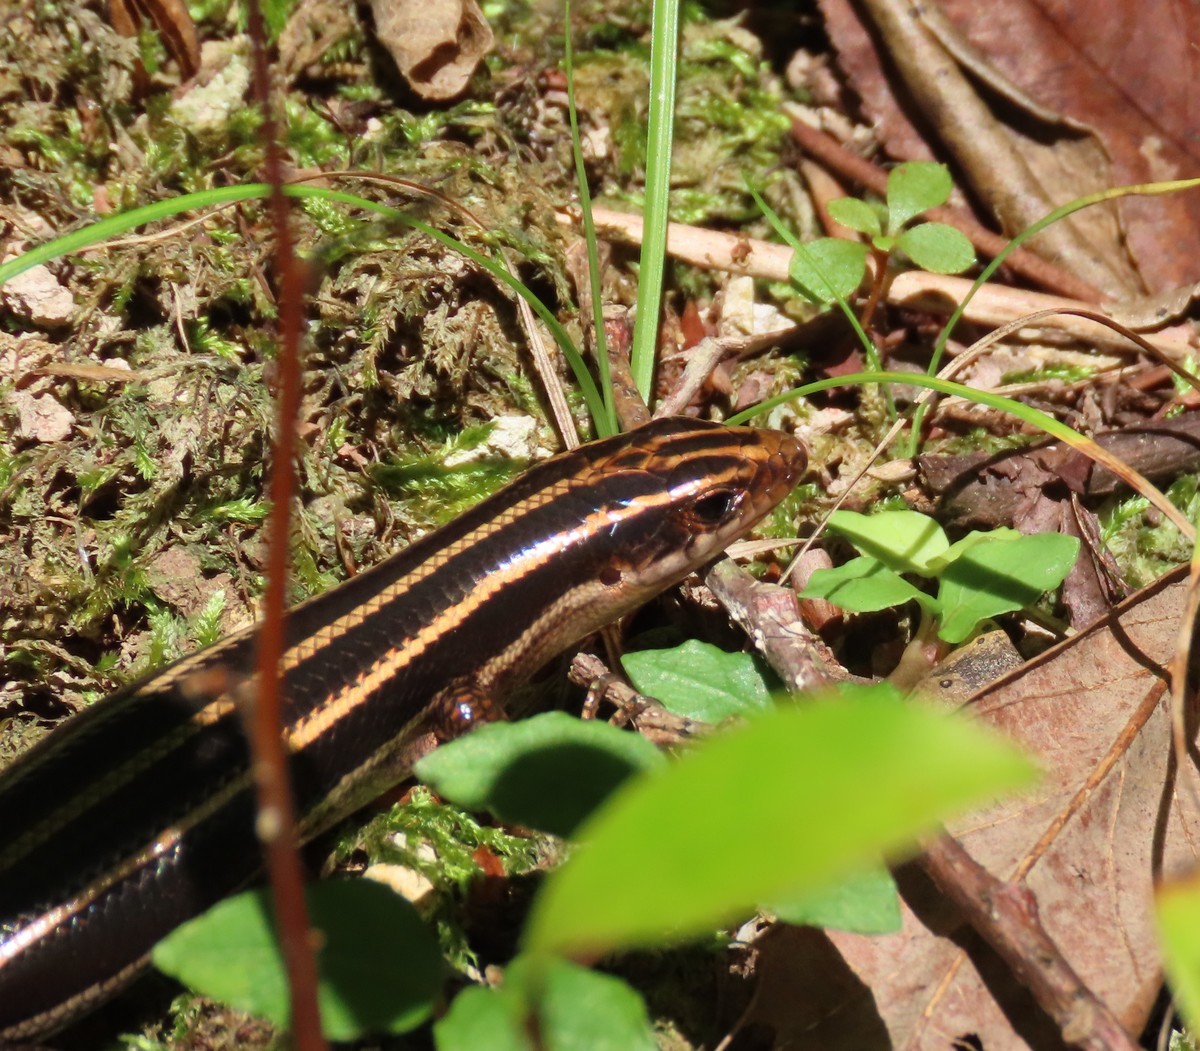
[788,161,976,305]
[799,509,1079,646]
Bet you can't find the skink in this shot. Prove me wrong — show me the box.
[0,416,805,1040]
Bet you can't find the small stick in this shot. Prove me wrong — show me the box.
[569,651,708,748]
[920,833,1141,1051]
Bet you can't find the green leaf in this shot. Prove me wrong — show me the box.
[152,881,443,1041]
[516,956,658,1051]
[935,532,1080,643]
[434,957,657,1051]
[621,640,772,721]
[523,683,1035,956]
[434,984,532,1051]
[799,556,931,614]
[926,527,1021,574]
[826,509,949,574]
[768,863,901,934]
[789,237,868,303]
[886,161,952,231]
[415,712,665,838]
[1157,874,1200,1033]
[897,222,976,274]
[826,197,881,237]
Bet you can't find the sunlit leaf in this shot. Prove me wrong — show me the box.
[152,881,443,1041]
[622,640,772,721]
[789,237,868,303]
[768,863,901,935]
[936,532,1079,643]
[886,161,952,231]
[826,509,949,574]
[416,712,665,838]
[524,684,1035,956]
[826,197,881,237]
[434,956,656,1051]
[898,222,975,275]
[799,556,931,614]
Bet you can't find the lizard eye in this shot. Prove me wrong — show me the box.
[688,487,739,526]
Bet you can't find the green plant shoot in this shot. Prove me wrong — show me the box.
[788,161,975,306]
[800,509,1079,644]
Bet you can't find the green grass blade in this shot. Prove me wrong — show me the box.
[0,185,275,286]
[629,0,680,404]
[564,0,618,436]
[910,176,1200,454]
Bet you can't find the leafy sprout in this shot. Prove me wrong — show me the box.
[790,161,976,306]
[799,509,1080,645]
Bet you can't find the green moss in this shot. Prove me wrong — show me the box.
[372,423,526,527]
[333,786,542,974]
[999,364,1096,386]
[1100,474,1199,586]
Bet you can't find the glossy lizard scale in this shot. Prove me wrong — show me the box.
[0,417,806,1040]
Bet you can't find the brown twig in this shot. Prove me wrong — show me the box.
[568,652,708,748]
[919,833,1141,1051]
[787,114,1107,304]
[574,207,1195,358]
[703,560,858,692]
[245,2,327,1047]
[654,329,793,419]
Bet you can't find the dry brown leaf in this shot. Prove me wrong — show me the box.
[371,0,493,101]
[8,390,75,443]
[818,0,1140,299]
[920,411,1200,529]
[277,0,356,80]
[107,0,200,80]
[742,567,1198,1048]
[817,0,1200,296]
[937,0,1200,296]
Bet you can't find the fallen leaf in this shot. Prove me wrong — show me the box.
[108,0,200,80]
[742,567,1198,1047]
[817,0,1200,295]
[9,390,75,443]
[937,0,1200,295]
[371,0,493,101]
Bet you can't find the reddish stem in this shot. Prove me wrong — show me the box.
[244,2,328,1047]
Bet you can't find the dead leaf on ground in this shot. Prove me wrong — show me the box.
[920,410,1200,529]
[741,566,1198,1049]
[936,0,1200,296]
[108,0,200,80]
[8,390,75,443]
[0,260,75,328]
[370,0,493,101]
[817,0,1200,297]
[277,0,357,80]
